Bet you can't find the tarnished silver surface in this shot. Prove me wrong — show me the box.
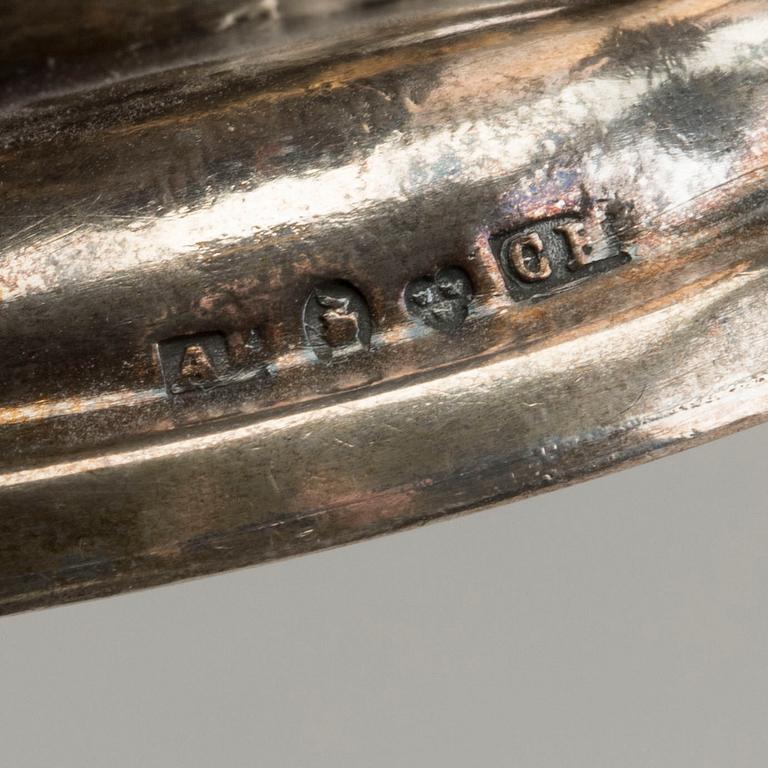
[1,0,768,614]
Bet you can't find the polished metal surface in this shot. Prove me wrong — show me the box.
[2,0,768,614]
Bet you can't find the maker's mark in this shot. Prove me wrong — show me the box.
[490,210,632,301]
[157,330,269,396]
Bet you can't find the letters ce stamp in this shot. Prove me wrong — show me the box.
[490,212,632,301]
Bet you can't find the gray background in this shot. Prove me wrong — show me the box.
[2,423,767,767]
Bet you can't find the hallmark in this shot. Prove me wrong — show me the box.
[302,280,372,363]
[153,206,635,400]
[157,329,269,395]
[490,211,631,301]
[405,267,473,332]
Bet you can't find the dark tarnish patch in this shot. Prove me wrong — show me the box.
[582,19,766,158]
[578,20,712,80]
[631,70,762,156]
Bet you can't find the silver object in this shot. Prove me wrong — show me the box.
[1,0,767,613]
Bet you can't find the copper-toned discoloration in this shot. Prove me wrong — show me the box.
[507,232,552,282]
[1,0,768,613]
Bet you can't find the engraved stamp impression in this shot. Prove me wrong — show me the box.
[157,330,268,395]
[405,267,473,332]
[302,280,372,363]
[490,212,631,301]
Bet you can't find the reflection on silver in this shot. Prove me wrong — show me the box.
[1,0,768,613]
